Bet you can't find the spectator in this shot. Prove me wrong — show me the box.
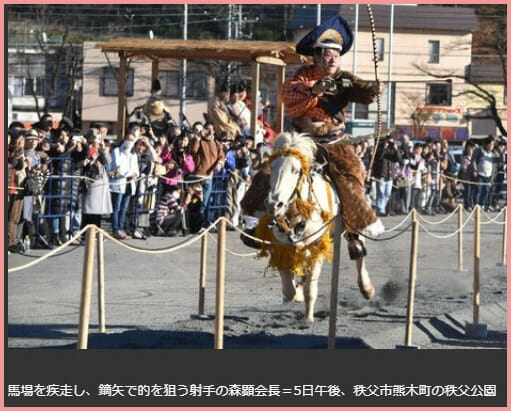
[207,82,241,138]
[152,186,184,236]
[81,129,112,231]
[373,135,402,216]
[458,141,476,211]
[227,83,252,137]
[408,143,426,211]
[472,137,504,210]
[189,122,225,224]
[109,133,139,239]
[424,141,442,215]
[7,133,27,253]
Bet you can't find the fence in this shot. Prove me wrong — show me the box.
[8,204,507,350]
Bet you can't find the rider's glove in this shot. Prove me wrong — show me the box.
[311,76,337,96]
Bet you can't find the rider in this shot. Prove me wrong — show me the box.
[242,15,384,259]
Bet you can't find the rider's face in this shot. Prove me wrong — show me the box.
[318,48,341,75]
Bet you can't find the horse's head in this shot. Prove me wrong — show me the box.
[266,132,318,244]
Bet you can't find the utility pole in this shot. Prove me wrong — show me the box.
[226,4,233,87]
[316,4,322,26]
[387,4,395,129]
[351,4,359,122]
[179,4,188,122]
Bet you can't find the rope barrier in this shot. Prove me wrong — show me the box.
[417,209,476,239]
[341,215,412,241]
[96,217,223,254]
[382,210,412,232]
[415,204,462,225]
[16,244,81,259]
[480,207,507,225]
[8,225,90,273]
[207,233,259,258]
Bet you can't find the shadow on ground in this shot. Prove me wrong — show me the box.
[8,323,369,349]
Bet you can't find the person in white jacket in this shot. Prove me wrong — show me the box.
[109,133,139,239]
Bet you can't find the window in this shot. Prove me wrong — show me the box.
[10,76,47,97]
[160,70,207,99]
[426,83,451,106]
[376,38,384,62]
[100,67,134,97]
[428,40,440,64]
[354,103,369,120]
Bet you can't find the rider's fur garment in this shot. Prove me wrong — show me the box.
[326,142,377,231]
[240,161,271,215]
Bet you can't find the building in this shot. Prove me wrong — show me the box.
[290,4,494,141]
[81,41,211,133]
[7,26,81,126]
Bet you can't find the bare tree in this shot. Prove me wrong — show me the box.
[412,63,506,137]
[400,90,433,139]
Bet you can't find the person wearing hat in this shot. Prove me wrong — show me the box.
[284,15,384,256]
[207,82,241,138]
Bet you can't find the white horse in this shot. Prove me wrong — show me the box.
[264,132,375,321]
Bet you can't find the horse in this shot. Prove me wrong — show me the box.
[248,132,375,322]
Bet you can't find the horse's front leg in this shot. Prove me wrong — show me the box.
[356,246,375,300]
[280,271,304,302]
[303,260,322,322]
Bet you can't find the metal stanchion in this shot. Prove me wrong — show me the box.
[198,235,208,316]
[214,219,227,349]
[97,229,106,333]
[328,214,342,350]
[397,209,420,349]
[77,226,97,349]
[458,205,464,271]
[499,206,507,266]
[465,206,487,338]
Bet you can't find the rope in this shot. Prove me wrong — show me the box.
[8,225,90,273]
[16,244,81,259]
[383,210,413,232]
[417,214,475,239]
[96,217,223,254]
[341,215,412,241]
[440,172,492,186]
[416,204,462,225]
[480,207,507,225]
[207,233,259,258]
[365,3,382,182]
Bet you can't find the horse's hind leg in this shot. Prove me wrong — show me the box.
[356,251,375,300]
[303,262,322,322]
[280,271,304,302]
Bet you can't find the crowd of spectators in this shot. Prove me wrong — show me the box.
[7,93,507,254]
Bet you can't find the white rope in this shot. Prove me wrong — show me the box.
[8,225,90,273]
[417,208,476,239]
[382,210,413,232]
[97,217,222,254]
[207,233,259,258]
[480,207,507,225]
[415,204,461,226]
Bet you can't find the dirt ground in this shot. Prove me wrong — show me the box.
[7,211,508,349]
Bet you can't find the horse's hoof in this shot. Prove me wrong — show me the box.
[358,280,375,300]
[293,285,305,302]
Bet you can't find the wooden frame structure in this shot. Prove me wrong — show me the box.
[95,38,310,139]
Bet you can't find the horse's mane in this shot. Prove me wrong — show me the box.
[272,132,317,165]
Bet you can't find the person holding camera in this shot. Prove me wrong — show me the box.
[109,132,139,240]
[373,135,403,216]
[189,122,225,223]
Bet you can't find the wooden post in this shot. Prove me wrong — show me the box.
[151,59,159,83]
[501,206,507,266]
[198,235,208,316]
[250,61,261,144]
[404,209,419,346]
[276,65,286,133]
[116,51,127,142]
[473,205,481,324]
[77,226,97,349]
[458,205,463,271]
[214,219,227,349]
[328,214,342,349]
[97,229,106,333]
